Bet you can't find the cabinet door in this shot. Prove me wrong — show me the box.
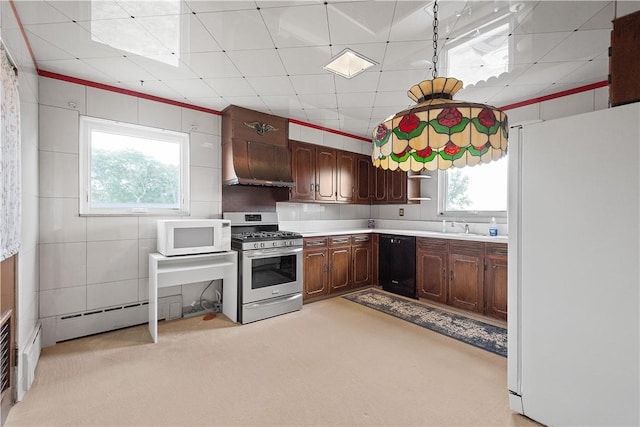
[336,151,355,202]
[447,241,484,313]
[316,147,337,202]
[416,238,448,303]
[352,235,372,288]
[303,248,328,300]
[485,243,508,320]
[387,169,407,203]
[354,154,371,204]
[372,166,387,203]
[328,246,351,293]
[290,141,316,201]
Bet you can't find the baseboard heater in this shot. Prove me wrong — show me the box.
[56,295,182,342]
[23,322,42,392]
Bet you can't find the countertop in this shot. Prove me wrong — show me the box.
[299,228,508,244]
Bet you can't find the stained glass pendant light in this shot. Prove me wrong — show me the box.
[372,0,508,171]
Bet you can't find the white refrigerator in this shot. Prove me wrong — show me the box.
[507,102,639,426]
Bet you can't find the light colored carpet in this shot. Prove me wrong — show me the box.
[6,294,538,426]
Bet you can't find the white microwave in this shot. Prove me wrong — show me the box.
[157,219,231,256]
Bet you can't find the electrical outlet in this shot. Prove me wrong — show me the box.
[399,208,404,216]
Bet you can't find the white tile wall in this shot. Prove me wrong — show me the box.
[138,98,182,131]
[39,286,87,318]
[86,87,138,123]
[39,105,79,153]
[86,279,139,310]
[39,242,87,290]
[86,217,138,241]
[181,108,220,135]
[190,131,219,168]
[86,240,139,284]
[190,166,219,202]
[39,197,86,243]
[38,151,78,198]
[39,76,87,113]
[138,238,156,279]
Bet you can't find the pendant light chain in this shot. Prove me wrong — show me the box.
[432,0,439,79]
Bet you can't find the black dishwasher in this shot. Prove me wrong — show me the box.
[378,234,416,299]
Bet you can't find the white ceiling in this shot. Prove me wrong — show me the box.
[12,0,640,139]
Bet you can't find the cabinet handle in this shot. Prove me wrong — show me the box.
[329,262,333,271]
[450,270,453,281]
[307,241,325,247]
[310,183,314,192]
[323,264,328,273]
[442,269,446,279]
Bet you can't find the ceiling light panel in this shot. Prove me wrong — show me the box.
[324,48,376,79]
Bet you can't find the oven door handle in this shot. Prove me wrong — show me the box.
[244,247,303,258]
[245,293,302,309]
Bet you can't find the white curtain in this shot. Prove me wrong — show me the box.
[0,43,20,261]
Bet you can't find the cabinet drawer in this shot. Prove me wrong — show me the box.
[329,235,351,246]
[304,237,327,248]
[449,240,485,257]
[486,243,507,257]
[417,237,448,252]
[351,234,371,245]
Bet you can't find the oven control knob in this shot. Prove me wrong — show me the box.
[260,242,265,248]
[254,243,259,249]
[272,242,277,247]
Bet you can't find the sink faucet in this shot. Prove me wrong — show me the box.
[451,221,470,234]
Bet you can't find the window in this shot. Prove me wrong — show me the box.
[79,116,189,215]
[438,155,507,218]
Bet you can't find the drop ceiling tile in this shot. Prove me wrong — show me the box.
[260,95,303,114]
[25,33,76,61]
[373,91,414,109]
[203,77,255,97]
[540,29,610,62]
[382,40,432,71]
[25,22,120,59]
[51,0,129,22]
[82,56,159,82]
[554,58,609,85]
[245,76,296,96]
[167,78,221,98]
[511,32,572,65]
[278,45,332,75]
[377,69,431,92]
[116,79,183,101]
[579,2,615,30]
[116,1,184,18]
[129,55,200,80]
[289,74,335,95]
[513,1,609,34]
[183,96,228,111]
[337,92,376,109]
[226,49,286,77]
[220,95,268,111]
[14,1,71,24]
[181,52,241,79]
[260,4,330,48]
[489,83,552,106]
[134,15,188,55]
[388,1,437,42]
[334,70,381,94]
[617,1,640,16]
[509,61,585,85]
[257,1,324,7]
[456,85,507,104]
[186,1,256,13]
[298,93,338,110]
[38,58,113,83]
[180,13,223,53]
[196,9,274,50]
[327,1,396,45]
[337,105,375,120]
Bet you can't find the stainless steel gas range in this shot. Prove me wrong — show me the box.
[223,212,303,324]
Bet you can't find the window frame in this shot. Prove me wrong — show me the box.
[79,116,190,216]
[437,161,508,221]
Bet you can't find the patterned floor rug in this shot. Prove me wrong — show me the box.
[343,289,507,357]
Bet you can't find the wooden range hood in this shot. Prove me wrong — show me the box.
[222,105,295,187]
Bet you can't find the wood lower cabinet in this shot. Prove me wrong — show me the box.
[328,236,352,293]
[303,234,372,302]
[351,234,372,288]
[448,241,485,313]
[485,243,508,321]
[303,237,329,299]
[416,238,448,304]
[416,237,507,319]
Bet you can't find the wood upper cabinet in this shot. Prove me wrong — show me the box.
[416,238,448,304]
[354,154,372,204]
[351,234,372,288]
[290,141,315,201]
[485,243,508,321]
[447,241,485,313]
[303,237,329,300]
[336,151,355,202]
[315,147,337,201]
[610,11,640,107]
[328,236,352,293]
[372,168,408,204]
